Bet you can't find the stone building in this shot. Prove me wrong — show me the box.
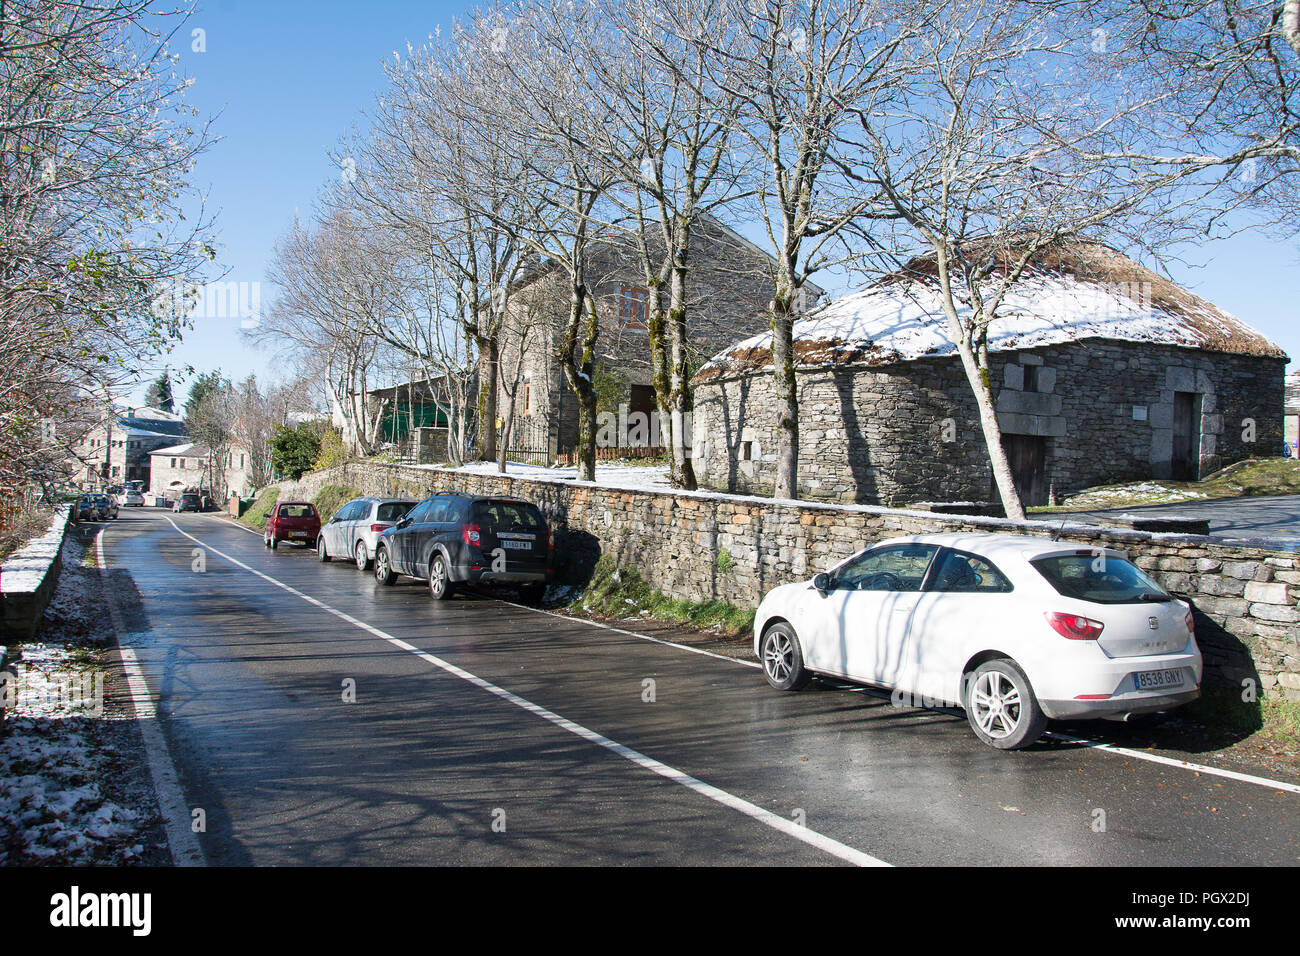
[495,219,820,461]
[149,441,253,501]
[691,241,1288,507]
[74,405,188,490]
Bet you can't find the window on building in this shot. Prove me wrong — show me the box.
[522,377,531,416]
[618,286,649,330]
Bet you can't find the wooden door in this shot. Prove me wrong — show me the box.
[1172,392,1202,481]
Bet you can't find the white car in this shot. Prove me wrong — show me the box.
[119,490,145,507]
[754,532,1202,750]
[317,496,417,570]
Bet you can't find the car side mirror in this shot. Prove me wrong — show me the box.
[396,516,410,529]
[812,572,830,593]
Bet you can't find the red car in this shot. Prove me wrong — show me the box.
[264,501,321,549]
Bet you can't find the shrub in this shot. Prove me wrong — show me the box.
[312,484,362,522]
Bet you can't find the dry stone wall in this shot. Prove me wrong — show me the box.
[269,461,1300,701]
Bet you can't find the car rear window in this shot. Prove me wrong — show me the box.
[278,504,316,519]
[1031,553,1172,604]
[376,501,413,522]
[472,500,544,530]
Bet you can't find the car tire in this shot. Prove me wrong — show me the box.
[374,545,396,586]
[964,658,1048,750]
[428,553,454,601]
[270,536,278,550]
[761,622,812,691]
[354,542,370,571]
[317,537,330,562]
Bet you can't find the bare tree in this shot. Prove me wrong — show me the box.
[695,0,925,499]
[254,212,398,456]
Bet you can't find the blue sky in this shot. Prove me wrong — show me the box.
[143,0,1299,407]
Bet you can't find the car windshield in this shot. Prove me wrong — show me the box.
[278,504,315,518]
[1031,553,1172,604]
[376,502,413,522]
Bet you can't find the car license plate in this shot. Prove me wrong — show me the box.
[293,531,311,538]
[500,540,531,551]
[1135,669,1183,690]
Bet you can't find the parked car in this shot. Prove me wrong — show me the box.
[172,493,201,513]
[119,490,145,507]
[316,497,417,570]
[76,495,97,521]
[92,493,118,520]
[372,493,553,602]
[265,501,321,549]
[754,532,1202,750]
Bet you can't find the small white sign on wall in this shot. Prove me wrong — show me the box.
[1133,405,1148,421]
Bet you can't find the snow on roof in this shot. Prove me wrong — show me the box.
[697,241,1287,382]
[150,442,206,457]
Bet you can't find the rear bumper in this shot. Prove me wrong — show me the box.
[455,567,548,585]
[1041,687,1200,720]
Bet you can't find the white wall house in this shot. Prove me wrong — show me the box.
[149,441,253,501]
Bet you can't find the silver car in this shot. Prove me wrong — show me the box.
[317,497,417,571]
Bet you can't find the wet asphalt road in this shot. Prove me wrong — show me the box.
[99,509,1299,866]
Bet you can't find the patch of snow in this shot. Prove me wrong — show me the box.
[0,507,69,594]
[703,269,1279,375]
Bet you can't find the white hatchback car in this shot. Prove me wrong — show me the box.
[754,532,1203,750]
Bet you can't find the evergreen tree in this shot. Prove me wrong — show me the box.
[145,372,175,413]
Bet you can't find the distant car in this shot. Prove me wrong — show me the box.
[120,490,145,507]
[172,493,201,513]
[754,532,1203,750]
[76,495,97,521]
[265,501,321,550]
[316,497,417,570]
[92,494,118,520]
[372,493,553,602]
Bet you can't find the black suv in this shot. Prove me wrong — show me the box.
[372,493,553,602]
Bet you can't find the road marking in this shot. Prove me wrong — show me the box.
[163,517,887,867]
[95,529,207,867]
[1043,731,1300,795]
[175,513,1300,799]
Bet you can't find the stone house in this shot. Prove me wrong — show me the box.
[691,241,1288,507]
[149,441,253,501]
[74,405,188,490]
[494,219,820,462]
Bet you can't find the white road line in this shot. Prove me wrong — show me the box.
[502,601,1300,798]
[96,529,207,867]
[181,513,1300,799]
[166,517,887,867]
[1044,731,1300,795]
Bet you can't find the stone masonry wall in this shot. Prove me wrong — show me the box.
[270,460,1300,702]
[692,341,1286,505]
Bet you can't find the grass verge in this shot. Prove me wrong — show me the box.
[555,555,754,638]
[238,487,280,530]
[1030,457,1300,513]
[311,484,362,522]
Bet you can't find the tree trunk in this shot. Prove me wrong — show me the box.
[667,260,697,490]
[559,284,598,482]
[476,335,498,462]
[952,337,1026,521]
[770,288,799,500]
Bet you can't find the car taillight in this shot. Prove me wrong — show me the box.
[1185,608,1195,636]
[370,523,391,533]
[1045,611,1105,640]
[461,523,481,546]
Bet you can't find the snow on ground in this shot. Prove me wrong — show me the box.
[443,459,678,493]
[0,531,161,865]
[1062,481,1210,507]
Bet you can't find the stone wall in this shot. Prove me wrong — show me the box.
[1,507,71,642]
[691,341,1286,506]
[268,461,1300,701]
